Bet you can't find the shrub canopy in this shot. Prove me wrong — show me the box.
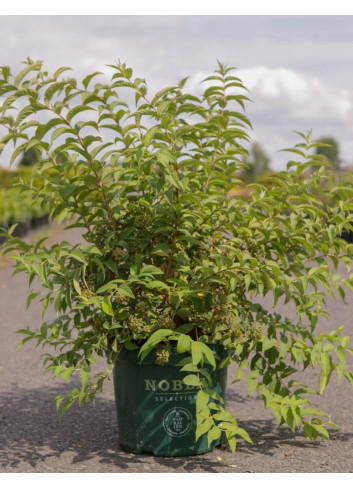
[1,59,353,451]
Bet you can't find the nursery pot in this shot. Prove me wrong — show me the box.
[112,345,228,457]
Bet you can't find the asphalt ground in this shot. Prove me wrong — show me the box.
[0,224,353,474]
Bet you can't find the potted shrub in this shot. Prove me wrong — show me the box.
[1,58,353,456]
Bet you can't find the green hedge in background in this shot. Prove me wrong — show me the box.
[0,167,47,230]
[0,166,32,189]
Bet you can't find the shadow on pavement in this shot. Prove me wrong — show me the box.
[1,383,352,472]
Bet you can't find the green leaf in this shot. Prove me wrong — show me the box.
[82,72,103,89]
[53,66,72,79]
[59,184,77,200]
[140,265,164,275]
[41,295,50,319]
[166,171,183,190]
[70,250,87,264]
[156,148,177,167]
[138,329,175,360]
[183,374,201,386]
[16,103,46,125]
[44,82,66,102]
[62,366,76,380]
[102,297,113,316]
[73,279,82,295]
[177,334,191,354]
[66,105,95,123]
[10,142,28,166]
[90,142,112,159]
[247,376,258,397]
[301,408,328,417]
[191,341,203,366]
[81,367,91,387]
[117,284,135,298]
[143,126,159,146]
[212,411,235,423]
[60,397,76,416]
[234,427,253,444]
[14,61,41,87]
[146,280,170,292]
[80,244,102,255]
[207,426,222,445]
[319,370,328,394]
[152,243,172,255]
[217,421,237,434]
[312,423,329,439]
[200,343,216,369]
[195,416,213,441]
[51,126,75,143]
[226,433,237,454]
[196,390,209,413]
[26,291,41,309]
[319,353,333,393]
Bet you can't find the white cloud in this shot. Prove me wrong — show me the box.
[186,66,353,123]
[236,66,353,123]
[239,67,310,98]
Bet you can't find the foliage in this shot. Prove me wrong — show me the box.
[1,58,353,453]
[0,166,32,189]
[0,186,45,228]
[18,147,39,167]
[240,141,271,183]
[0,166,46,229]
[315,136,340,170]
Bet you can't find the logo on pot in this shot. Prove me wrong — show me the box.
[163,407,192,437]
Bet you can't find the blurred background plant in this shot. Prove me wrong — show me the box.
[0,160,48,242]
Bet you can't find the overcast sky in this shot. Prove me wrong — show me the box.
[1,13,353,170]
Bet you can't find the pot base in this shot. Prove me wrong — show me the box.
[113,347,228,457]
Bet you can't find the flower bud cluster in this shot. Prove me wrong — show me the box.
[195,288,235,332]
[135,301,150,314]
[249,322,264,341]
[128,316,154,335]
[81,287,94,298]
[230,323,243,341]
[129,316,145,333]
[155,348,170,366]
[112,247,128,260]
[114,291,129,305]
[228,320,265,342]
[157,309,175,328]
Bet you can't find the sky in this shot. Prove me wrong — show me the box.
[1,6,353,170]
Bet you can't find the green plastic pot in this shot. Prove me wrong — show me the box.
[112,345,228,457]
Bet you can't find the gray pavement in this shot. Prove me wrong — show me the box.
[1,225,353,473]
